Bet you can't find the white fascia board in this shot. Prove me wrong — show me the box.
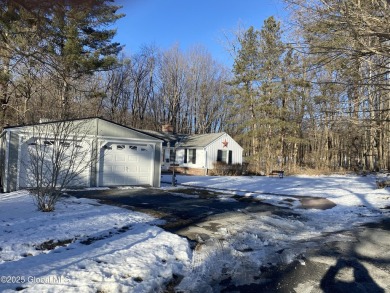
[96,135,162,144]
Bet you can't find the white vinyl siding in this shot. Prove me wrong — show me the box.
[176,148,205,168]
[217,149,233,164]
[205,134,243,169]
[160,132,243,171]
[184,148,196,164]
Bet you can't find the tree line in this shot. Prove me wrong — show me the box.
[0,0,231,134]
[229,0,390,173]
[1,0,389,173]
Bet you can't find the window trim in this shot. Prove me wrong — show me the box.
[189,149,196,164]
[217,149,232,164]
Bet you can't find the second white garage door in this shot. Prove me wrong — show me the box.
[99,143,154,186]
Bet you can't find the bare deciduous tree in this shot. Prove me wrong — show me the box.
[21,120,94,212]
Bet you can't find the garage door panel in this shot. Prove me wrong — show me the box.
[127,177,138,185]
[103,175,116,185]
[127,156,139,162]
[127,165,138,172]
[114,165,126,172]
[115,155,126,162]
[103,165,113,172]
[138,176,150,183]
[139,165,150,172]
[100,143,153,186]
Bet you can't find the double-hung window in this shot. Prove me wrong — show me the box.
[184,149,196,164]
[217,150,233,164]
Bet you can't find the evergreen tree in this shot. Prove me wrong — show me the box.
[45,0,124,118]
[231,17,286,173]
[0,0,124,123]
[231,26,261,166]
[0,0,43,125]
[256,17,285,172]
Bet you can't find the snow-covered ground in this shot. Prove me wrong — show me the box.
[164,174,390,291]
[1,174,389,292]
[163,173,390,231]
[0,191,191,292]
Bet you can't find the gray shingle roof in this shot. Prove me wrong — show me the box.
[138,129,177,143]
[138,129,226,148]
[177,133,225,148]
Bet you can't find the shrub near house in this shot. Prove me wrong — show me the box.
[210,161,245,176]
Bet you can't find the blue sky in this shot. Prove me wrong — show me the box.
[113,0,286,66]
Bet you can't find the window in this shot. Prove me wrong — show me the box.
[217,150,231,164]
[188,149,196,164]
[60,141,71,147]
[184,149,196,164]
[116,145,125,150]
[129,145,137,150]
[217,150,222,161]
[169,149,176,162]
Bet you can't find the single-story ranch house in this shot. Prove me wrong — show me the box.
[0,118,162,192]
[141,125,243,175]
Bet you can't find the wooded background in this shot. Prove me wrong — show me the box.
[1,0,389,173]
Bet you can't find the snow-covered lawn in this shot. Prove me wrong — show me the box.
[163,174,390,230]
[0,191,191,292]
[0,174,389,292]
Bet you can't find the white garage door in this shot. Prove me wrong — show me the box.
[100,143,154,186]
[20,138,91,188]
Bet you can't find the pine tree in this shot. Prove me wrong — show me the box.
[44,0,124,118]
[256,17,285,173]
[231,17,286,174]
[0,0,124,123]
[230,26,261,169]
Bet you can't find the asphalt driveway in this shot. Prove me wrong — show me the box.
[66,187,389,292]
[66,187,296,239]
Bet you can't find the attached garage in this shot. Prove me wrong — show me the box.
[0,118,163,192]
